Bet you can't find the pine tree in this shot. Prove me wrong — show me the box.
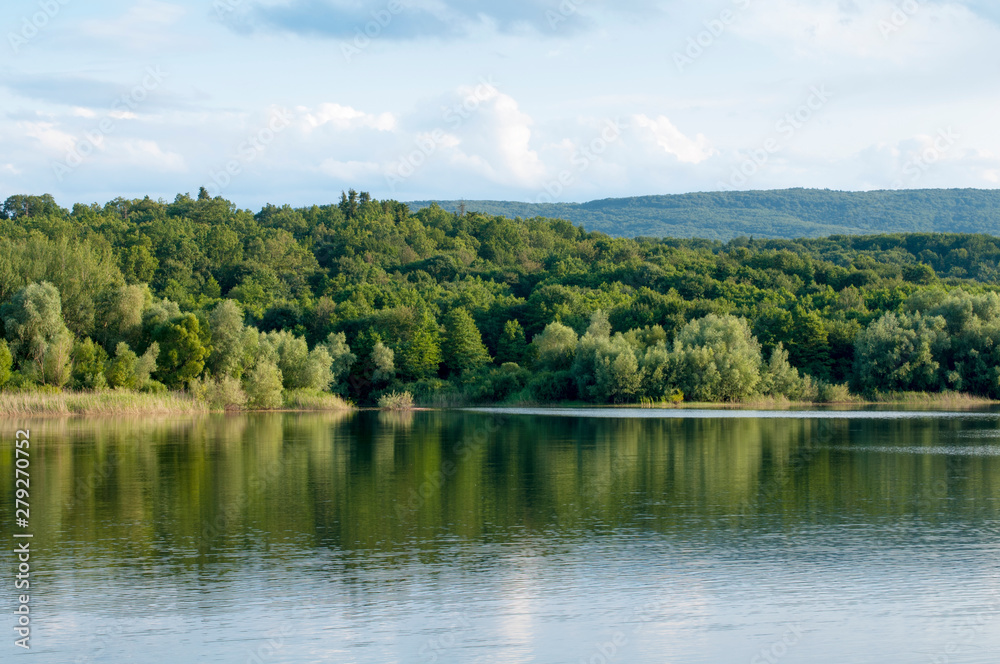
[442,308,492,375]
[496,320,527,365]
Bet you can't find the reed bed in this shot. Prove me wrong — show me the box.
[281,389,352,411]
[870,391,996,407]
[0,390,207,416]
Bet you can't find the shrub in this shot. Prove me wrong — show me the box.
[192,375,248,410]
[529,370,578,402]
[818,382,854,403]
[244,359,284,409]
[378,390,415,410]
[464,363,530,403]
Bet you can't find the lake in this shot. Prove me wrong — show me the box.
[3,409,1000,663]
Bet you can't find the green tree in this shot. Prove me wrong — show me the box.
[72,338,109,390]
[304,346,335,391]
[853,312,948,394]
[400,312,442,381]
[442,307,491,375]
[244,359,283,409]
[152,314,208,388]
[105,342,139,389]
[324,332,357,389]
[0,340,12,389]
[41,329,74,387]
[496,319,528,365]
[531,322,578,372]
[371,341,395,384]
[672,314,763,402]
[93,284,148,348]
[594,336,643,403]
[1,281,73,384]
[208,300,247,378]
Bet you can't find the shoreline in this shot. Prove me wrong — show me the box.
[1,389,995,417]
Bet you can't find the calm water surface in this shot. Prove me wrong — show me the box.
[3,409,1000,663]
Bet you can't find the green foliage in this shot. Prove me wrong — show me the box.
[442,307,491,375]
[0,340,11,389]
[672,314,762,402]
[532,322,578,372]
[370,341,395,384]
[207,299,247,378]
[464,363,530,403]
[496,319,528,365]
[853,312,949,394]
[325,332,357,388]
[409,189,1000,241]
[191,375,247,410]
[377,390,415,410]
[2,281,68,375]
[10,189,1000,404]
[151,314,207,388]
[105,343,139,389]
[529,370,578,402]
[104,341,158,390]
[40,328,74,388]
[761,343,817,401]
[399,312,442,381]
[243,359,283,409]
[94,284,148,348]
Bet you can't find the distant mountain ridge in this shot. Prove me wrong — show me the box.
[407,188,1000,240]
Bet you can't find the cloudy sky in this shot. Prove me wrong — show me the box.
[1,0,998,208]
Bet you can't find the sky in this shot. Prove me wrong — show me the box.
[1,0,998,210]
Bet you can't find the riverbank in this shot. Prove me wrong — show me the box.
[0,389,353,416]
[2,388,994,417]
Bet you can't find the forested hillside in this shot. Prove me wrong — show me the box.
[4,189,1000,407]
[410,188,1000,241]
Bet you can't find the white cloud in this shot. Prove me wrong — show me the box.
[734,0,995,61]
[301,104,397,132]
[19,121,78,154]
[318,159,382,180]
[80,1,187,49]
[118,139,186,171]
[441,88,546,186]
[633,114,715,164]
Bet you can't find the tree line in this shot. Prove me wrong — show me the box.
[3,189,1000,406]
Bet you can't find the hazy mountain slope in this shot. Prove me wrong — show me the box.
[408,189,1000,240]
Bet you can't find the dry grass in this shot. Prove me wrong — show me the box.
[870,391,996,407]
[0,390,207,416]
[281,389,352,411]
[377,390,416,410]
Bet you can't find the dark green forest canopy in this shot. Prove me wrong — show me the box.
[409,188,1000,241]
[4,189,1000,403]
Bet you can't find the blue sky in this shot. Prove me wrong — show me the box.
[1,0,998,209]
